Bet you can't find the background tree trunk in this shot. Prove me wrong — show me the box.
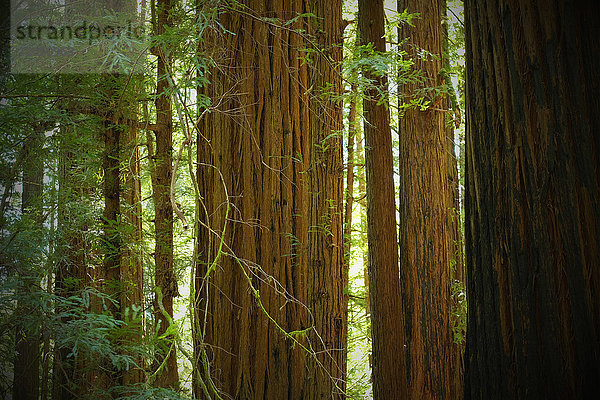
[464,0,600,398]
[194,1,345,398]
[398,0,455,398]
[121,120,145,386]
[343,84,357,283]
[152,0,179,388]
[53,119,94,400]
[358,0,408,398]
[13,127,44,400]
[100,104,122,392]
[356,133,372,374]
[441,4,465,397]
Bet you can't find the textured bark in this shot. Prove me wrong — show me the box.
[358,0,407,398]
[13,128,44,400]
[307,2,347,396]
[194,1,345,398]
[151,0,178,388]
[398,0,456,398]
[95,111,123,394]
[103,118,122,310]
[464,0,600,398]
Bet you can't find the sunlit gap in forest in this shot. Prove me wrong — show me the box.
[2,0,599,399]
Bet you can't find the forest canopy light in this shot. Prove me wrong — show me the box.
[10,0,147,74]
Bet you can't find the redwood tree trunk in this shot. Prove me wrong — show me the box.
[442,5,465,397]
[13,128,44,400]
[121,119,145,386]
[464,0,600,398]
[398,0,455,398]
[358,0,408,398]
[53,110,93,400]
[343,84,358,273]
[99,113,122,392]
[152,0,178,388]
[194,1,345,398]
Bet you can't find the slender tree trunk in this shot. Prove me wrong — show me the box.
[97,102,123,394]
[344,84,358,272]
[40,266,54,400]
[100,0,144,388]
[13,128,44,400]
[53,121,89,400]
[356,132,372,374]
[398,0,454,398]
[152,0,179,388]
[464,0,600,398]
[358,1,408,398]
[121,119,145,386]
[194,1,345,398]
[441,3,465,398]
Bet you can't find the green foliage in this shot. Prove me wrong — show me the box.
[451,279,467,345]
[111,385,191,400]
[1,0,468,397]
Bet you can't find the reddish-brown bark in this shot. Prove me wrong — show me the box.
[151,0,179,388]
[194,1,345,398]
[358,0,408,398]
[398,0,456,398]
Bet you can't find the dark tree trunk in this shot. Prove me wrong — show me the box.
[194,1,345,398]
[99,109,122,393]
[464,0,600,398]
[13,128,44,400]
[358,0,408,398]
[102,120,122,302]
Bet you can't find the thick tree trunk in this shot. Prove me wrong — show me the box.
[464,0,600,398]
[194,1,345,398]
[307,2,347,395]
[398,0,455,398]
[152,0,178,388]
[13,128,44,400]
[358,1,408,398]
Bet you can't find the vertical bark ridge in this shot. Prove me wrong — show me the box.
[195,1,344,398]
[464,1,600,398]
[398,0,455,398]
[358,0,408,398]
